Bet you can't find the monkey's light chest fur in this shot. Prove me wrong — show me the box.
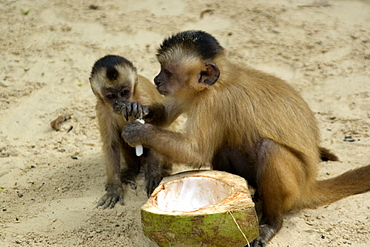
[141,170,259,247]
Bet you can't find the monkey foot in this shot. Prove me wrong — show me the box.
[249,238,266,247]
[122,178,137,190]
[249,222,279,247]
[97,184,124,209]
[145,175,162,197]
[97,192,124,209]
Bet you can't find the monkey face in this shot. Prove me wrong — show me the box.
[101,86,132,108]
[154,60,220,97]
[90,55,137,109]
[154,64,196,97]
[154,67,174,96]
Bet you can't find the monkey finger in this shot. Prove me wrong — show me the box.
[129,180,137,190]
[138,104,150,119]
[123,111,129,121]
[122,177,137,190]
[101,199,112,209]
[126,103,133,120]
[134,102,147,120]
[108,198,119,209]
[123,106,130,121]
[142,105,149,117]
[251,235,267,247]
[104,200,113,209]
[131,102,140,119]
[96,200,104,208]
[118,196,124,206]
[106,196,122,209]
[96,196,110,209]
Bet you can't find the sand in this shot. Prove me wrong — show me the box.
[0,0,369,246]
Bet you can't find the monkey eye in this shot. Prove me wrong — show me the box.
[164,69,172,77]
[120,90,130,97]
[106,94,116,100]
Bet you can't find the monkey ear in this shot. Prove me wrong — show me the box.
[199,62,220,86]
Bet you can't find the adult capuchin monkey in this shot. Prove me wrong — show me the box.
[89,55,172,209]
[117,31,370,246]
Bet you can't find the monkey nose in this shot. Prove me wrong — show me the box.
[154,76,160,86]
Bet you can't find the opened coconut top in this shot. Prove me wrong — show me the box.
[141,170,255,215]
[156,177,231,212]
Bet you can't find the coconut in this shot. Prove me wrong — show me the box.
[141,170,259,247]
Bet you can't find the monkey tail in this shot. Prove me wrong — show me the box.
[319,147,339,161]
[307,164,370,208]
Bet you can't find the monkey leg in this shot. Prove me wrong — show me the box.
[120,143,142,190]
[251,138,304,247]
[212,146,257,188]
[144,151,172,197]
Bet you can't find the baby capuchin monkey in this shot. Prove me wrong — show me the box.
[89,55,171,209]
[117,31,370,246]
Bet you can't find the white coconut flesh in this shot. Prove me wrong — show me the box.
[141,170,260,246]
[156,177,231,212]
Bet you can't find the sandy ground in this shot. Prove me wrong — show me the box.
[1,0,369,246]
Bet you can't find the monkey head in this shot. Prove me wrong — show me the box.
[154,30,223,97]
[89,55,137,109]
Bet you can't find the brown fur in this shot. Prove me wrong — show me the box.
[121,31,370,246]
[90,55,171,209]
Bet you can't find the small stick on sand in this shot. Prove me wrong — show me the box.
[50,114,72,131]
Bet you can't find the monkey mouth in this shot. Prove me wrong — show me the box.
[113,101,126,113]
[156,86,169,95]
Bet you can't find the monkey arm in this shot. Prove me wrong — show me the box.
[146,97,184,127]
[96,110,125,208]
[122,122,205,166]
[97,109,121,183]
[115,97,183,127]
[144,102,166,125]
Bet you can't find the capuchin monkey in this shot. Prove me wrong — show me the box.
[89,55,172,209]
[117,31,370,246]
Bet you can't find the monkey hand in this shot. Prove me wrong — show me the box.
[145,172,163,197]
[96,182,124,209]
[122,121,154,147]
[113,100,149,121]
